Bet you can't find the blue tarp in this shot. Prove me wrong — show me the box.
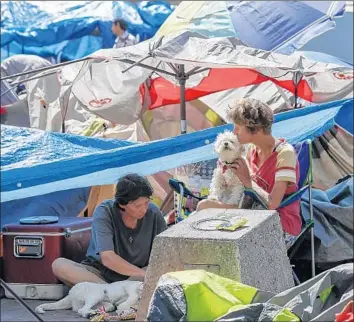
[300,176,353,266]
[224,1,346,54]
[0,187,90,229]
[301,10,353,64]
[1,98,352,202]
[1,1,174,62]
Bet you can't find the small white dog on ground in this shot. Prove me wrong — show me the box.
[35,280,143,318]
[209,131,247,207]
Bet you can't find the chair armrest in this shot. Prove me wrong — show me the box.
[168,178,205,200]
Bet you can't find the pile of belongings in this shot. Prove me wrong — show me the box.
[147,263,353,321]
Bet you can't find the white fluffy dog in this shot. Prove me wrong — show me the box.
[209,131,247,206]
[35,280,143,318]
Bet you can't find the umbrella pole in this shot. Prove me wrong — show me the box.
[178,64,187,134]
[293,72,302,108]
[294,85,298,108]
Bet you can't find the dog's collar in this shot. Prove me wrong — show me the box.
[217,159,234,173]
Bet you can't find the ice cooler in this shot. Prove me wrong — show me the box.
[2,216,92,299]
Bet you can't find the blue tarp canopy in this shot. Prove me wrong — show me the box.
[300,176,353,266]
[1,98,352,202]
[0,1,174,61]
[301,9,353,64]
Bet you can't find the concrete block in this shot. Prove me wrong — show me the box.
[137,209,294,320]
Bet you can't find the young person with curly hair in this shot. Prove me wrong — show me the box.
[197,98,301,246]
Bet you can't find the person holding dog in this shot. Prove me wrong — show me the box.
[197,98,301,247]
[52,173,167,286]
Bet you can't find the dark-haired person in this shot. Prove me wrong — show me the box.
[111,18,137,48]
[52,174,167,286]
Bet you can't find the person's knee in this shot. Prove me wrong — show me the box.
[52,257,71,278]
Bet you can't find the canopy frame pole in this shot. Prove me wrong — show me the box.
[167,62,179,74]
[0,70,58,98]
[121,54,152,74]
[120,59,212,134]
[0,56,92,82]
[177,64,188,134]
[293,72,303,108]
[276,86,293,110]
[119,59,176,77]
[309,183,316,278]
[186,67,210,77]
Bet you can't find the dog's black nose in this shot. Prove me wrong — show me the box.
[224,142,229,146]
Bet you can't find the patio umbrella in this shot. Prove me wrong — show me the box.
[116,0,349,133]
[64,29,352,134]
[198,51,354,119]
[10,1,349,134]
[138,1,349,129]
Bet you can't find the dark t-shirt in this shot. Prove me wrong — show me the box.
[82,199,167,282]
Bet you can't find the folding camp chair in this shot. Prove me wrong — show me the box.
[168,179,205,223]
[169,139,316,284]
[281,140,315,283]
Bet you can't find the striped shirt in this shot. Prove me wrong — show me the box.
[247,139,302,236]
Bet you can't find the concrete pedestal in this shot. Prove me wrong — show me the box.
[137,209,294,320]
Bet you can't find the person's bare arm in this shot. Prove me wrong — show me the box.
[251,180,288,209]
[232,158,289,210]
[100,250,145,278]
[196,199,239,211]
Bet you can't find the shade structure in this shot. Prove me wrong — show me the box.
[14,1,350,134]
[155,1,346,55]
[65,30,353,126]
[1,98,352,202]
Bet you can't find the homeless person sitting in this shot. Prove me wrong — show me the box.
[197,98,301,248]
[52,173,167,286]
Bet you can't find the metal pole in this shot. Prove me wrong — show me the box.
[0,278,44,322]
[293,72,302,109]
[0,56,92,82]
[121,54,151,73]
[119,58,176,77]
[178,64,187,134]
[276,86,293,110]
[309,184,316,278]
[294,85,298,108]
[1,70,58,97]
[177,183,185,223]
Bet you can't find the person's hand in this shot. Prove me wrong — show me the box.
[231,158,252,188]
[139,268,146,278]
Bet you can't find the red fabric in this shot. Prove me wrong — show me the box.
[146,68,314,110]
[271,78,313,101]
[148,68,268,109]
[217,159,229,173]
[247,139,302,236]
[336,301,354,322]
